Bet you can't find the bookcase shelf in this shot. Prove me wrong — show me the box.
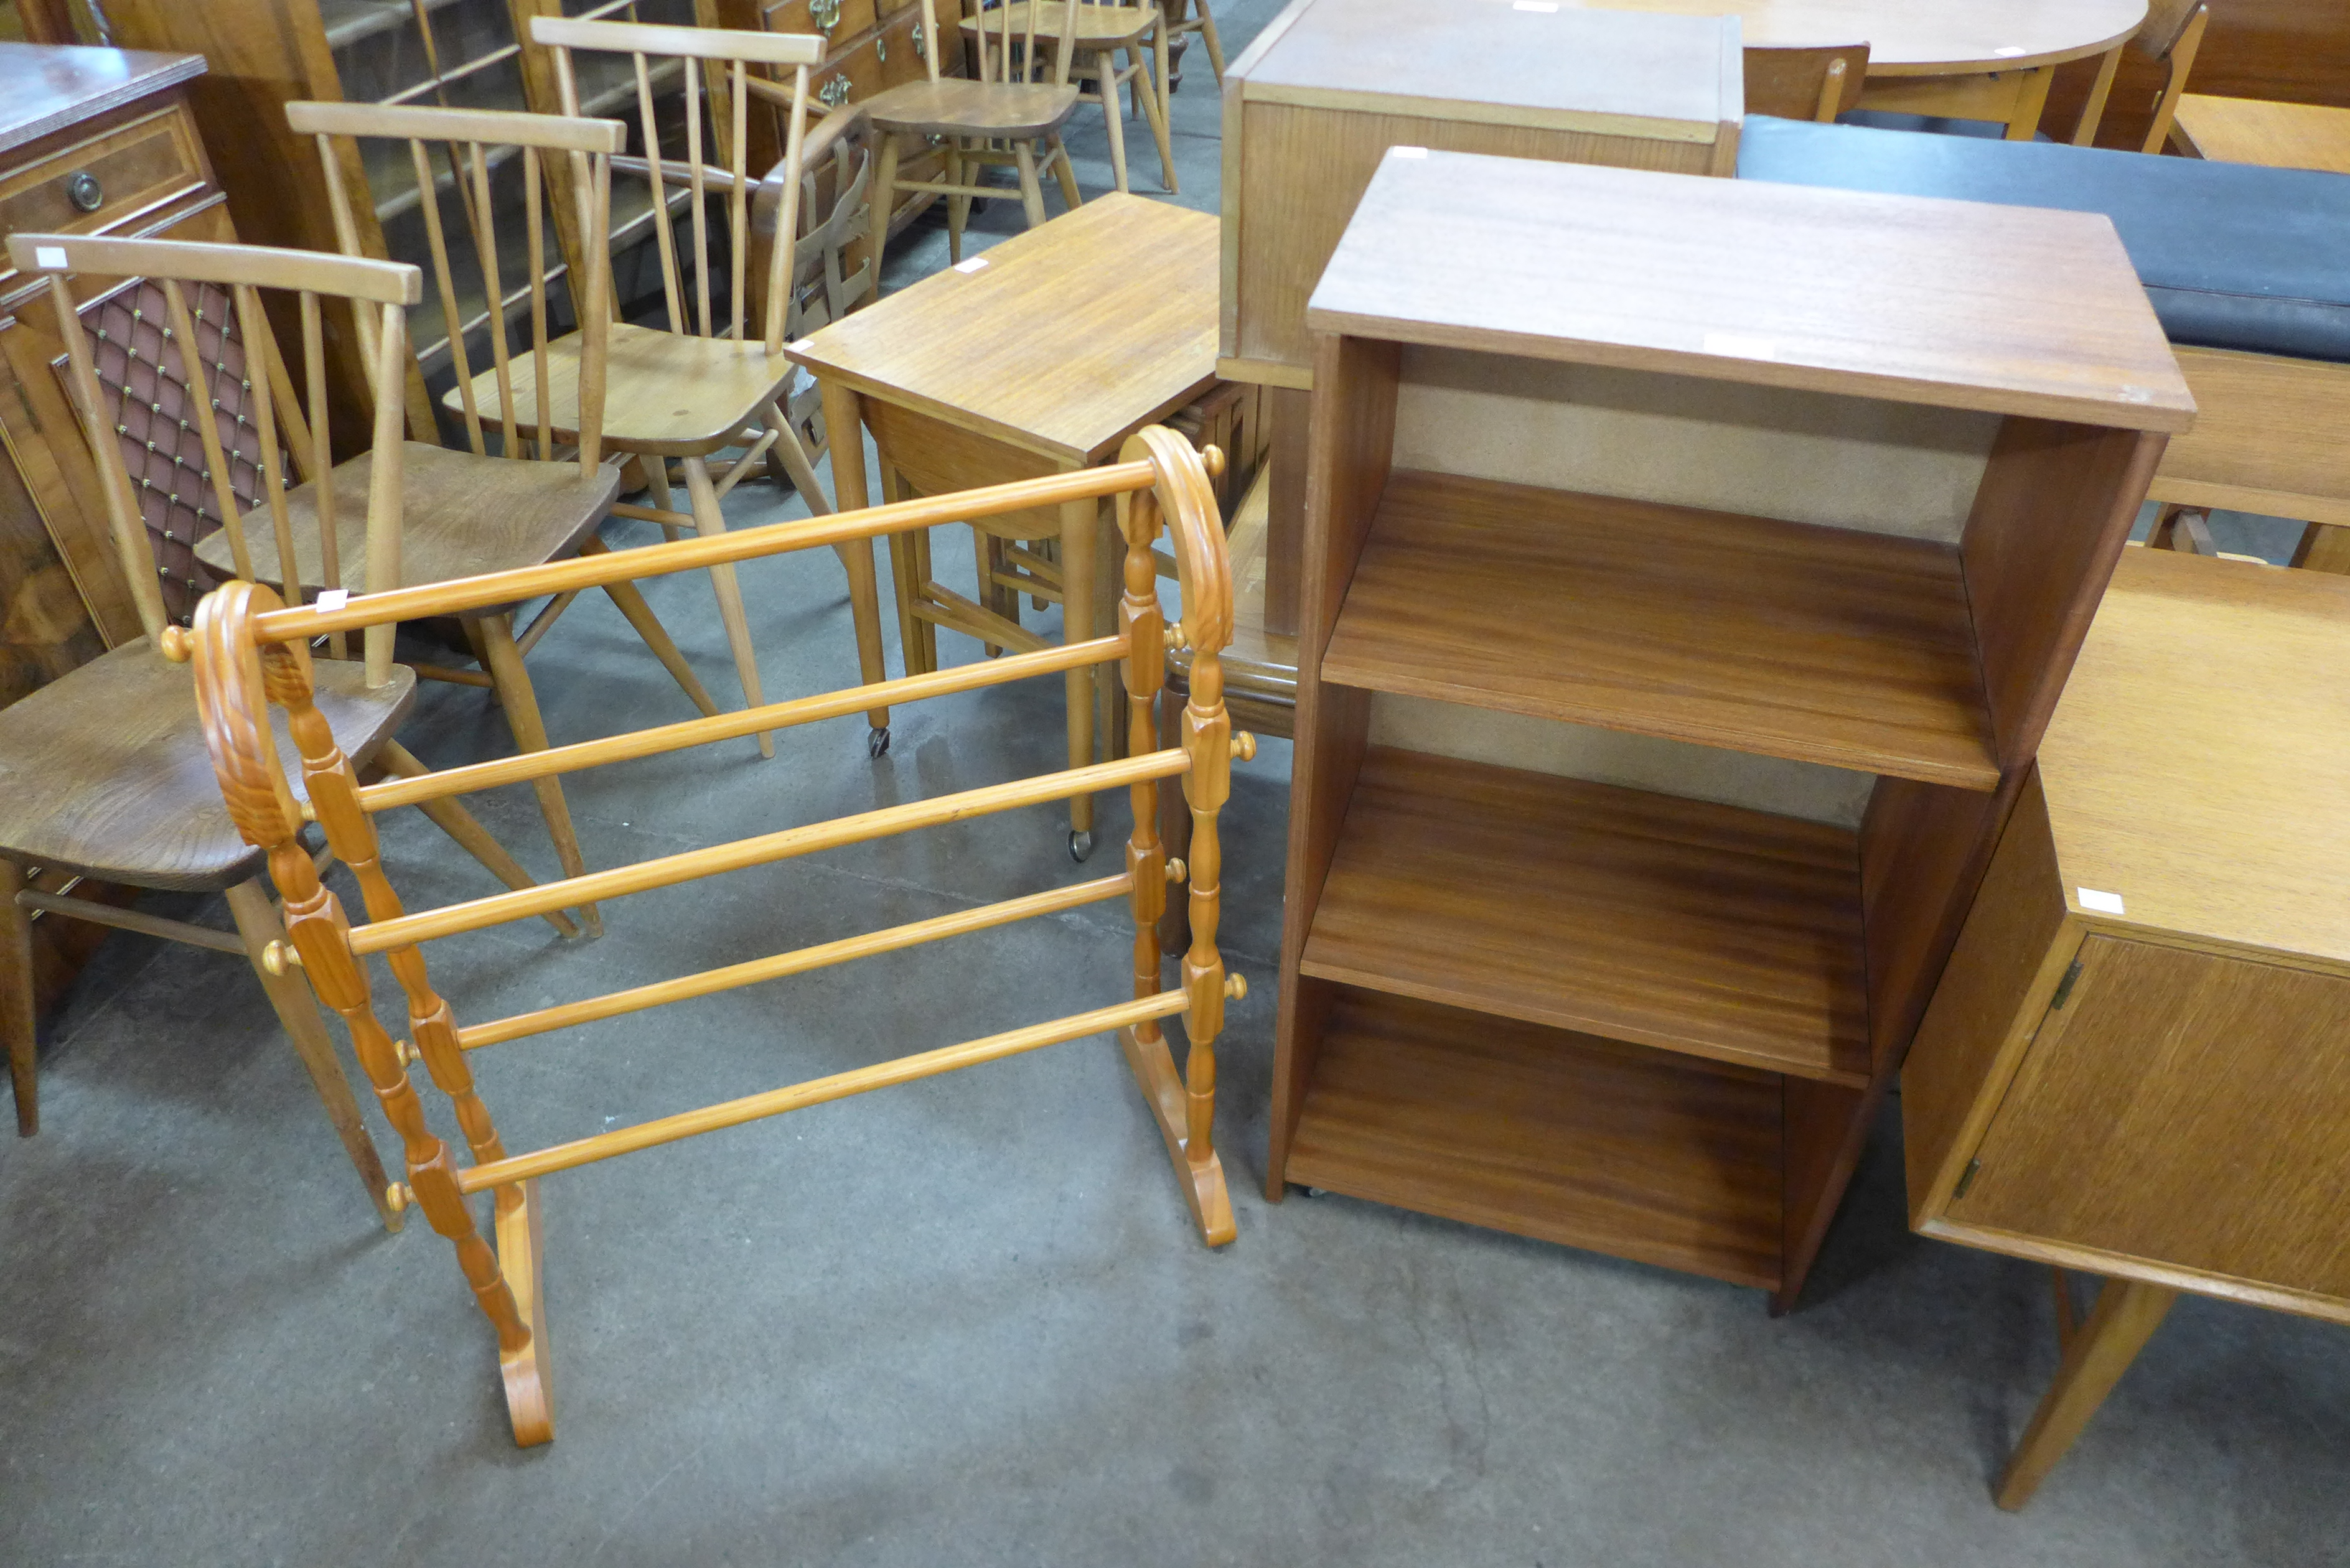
[1321,470,1998,790]
[1287,989,1786,1290]
[1301,747,1869,1085]
[1269,149,2191,1311]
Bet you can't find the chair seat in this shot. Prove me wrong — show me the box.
[0,640,415,890]
[1837,110,2053,142]
[864,78,1084,139]
[441,324,796,457]
[195,443,620,615]
[960,4,1156,45]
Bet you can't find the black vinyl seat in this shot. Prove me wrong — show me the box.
[1736,114,2350,364]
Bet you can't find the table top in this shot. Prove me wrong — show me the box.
[788,195,1218,466]
[1306,149,2194,433]
[2172,95,2350,175]
[2039,546,2350,971]
[0,43,205,156]
[1230,0,1738,135]
[1563,0,2147,75]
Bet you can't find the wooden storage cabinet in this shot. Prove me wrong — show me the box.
[1267,149,2191,1309]
[1905,549,2350,1323]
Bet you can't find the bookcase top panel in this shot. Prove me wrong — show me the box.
[1306,149,2196,433]
[1230,0,1737,138]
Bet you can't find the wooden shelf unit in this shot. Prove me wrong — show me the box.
[1268,149,2192,1310]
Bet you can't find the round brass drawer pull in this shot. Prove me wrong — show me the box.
[67,172,103,213]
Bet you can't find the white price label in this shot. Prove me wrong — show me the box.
[2077,887,2126,915]
[953,256,989,274]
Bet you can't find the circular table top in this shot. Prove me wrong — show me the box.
[1561,0,2148,75]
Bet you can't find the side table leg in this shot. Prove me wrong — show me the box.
[1996,1275,2179,1510]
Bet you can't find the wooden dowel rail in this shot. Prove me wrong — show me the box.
[348,750,1191,955]
[360,635,1126,812]
[197,460,1166,651]
[461,872,1138,1050]
[456,987,1209,1193]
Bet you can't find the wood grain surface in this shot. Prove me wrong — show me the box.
[1301,747,1870,1083]
[1319,469,1998,788]
[0,637,412,887]
[788,193,1215,464]
[2037,546,2350,972]
[1285,987,1785,1289]
[1552,0,2146,73]
[1304,149,2193,433]
[1952,935,2350,1300]
[2171,94,2350,171]
[2149,347,2350,528]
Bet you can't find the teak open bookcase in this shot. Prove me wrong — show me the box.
[1266,150,2193,1311]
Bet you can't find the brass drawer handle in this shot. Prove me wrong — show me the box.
[818,74,853,106]
[911,21,923,52]
[810,0,841,28]
[67,171,103,213]
[876,31,886,60]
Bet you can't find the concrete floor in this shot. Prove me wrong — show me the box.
[5,7,2348,1562]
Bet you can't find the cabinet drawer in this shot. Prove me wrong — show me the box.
[876,5,929,89]
[0,105,206,249]
[757,0,878,50]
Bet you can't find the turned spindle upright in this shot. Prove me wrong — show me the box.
[182,429,1242,1445]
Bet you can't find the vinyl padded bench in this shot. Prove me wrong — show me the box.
[1739,114,2350,566]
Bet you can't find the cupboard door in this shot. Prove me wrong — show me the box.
[1949,935,2350,1298]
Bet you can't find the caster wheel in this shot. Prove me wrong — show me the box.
[1068,829,1094,862]
[868,726,890,759]
[1306,1187,1328,1200]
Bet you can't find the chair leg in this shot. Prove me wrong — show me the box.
[1048,135,1080,210]
[1141,29,1178,193]
[978,533,1006,657]
[1195,0,1227,82]
[223,877,403,1231]
[639,459,688,541]
[1095,57,1131,194]
[1014,140,1052,226]
[370,739,579,940]
[871,131,902,290]
[1997,1277,2179,1510]
[681,454,775,758]
[577,539,722,720]
[474,612,604,936]
[2,857,37,1136]
[945,142,970,265]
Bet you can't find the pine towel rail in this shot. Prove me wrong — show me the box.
[172,428,1242,1447]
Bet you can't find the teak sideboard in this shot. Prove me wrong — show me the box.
[1266,149,2192,1312]
[1903,545,2350,1506]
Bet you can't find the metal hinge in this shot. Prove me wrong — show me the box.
[1953,1157,1982,1200]
[2049,959,2084,1010]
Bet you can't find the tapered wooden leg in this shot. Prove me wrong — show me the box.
[223,878,402,1230]
[2,858,37,1136]
[945,142,969,264]
[979,533,1008,656]
[1048,135,1080,210]
[1996,1276,2179,1511]
[681,455,774,758]
[372,740,578,939]
[459,620,506,708]
[474,614,603,936]
[818,378,893,740]
[1143,28,1177,192]
[871,132,902,289]
[1014,140,1051,226]
[639,458,687,541]
[1094,60,1131,195]
[578,536,721,720]
[1194,0,1226,80]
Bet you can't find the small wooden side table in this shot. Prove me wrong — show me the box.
[789,194,1217,856]
[1903,544,2350,1508]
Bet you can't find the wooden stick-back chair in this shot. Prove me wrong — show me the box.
[754,104,881,460]
[279,103,724,938]
[526,16,897,759]
[962,1,1177,195]
[1,231,574,1217]
[863,0,1085,279]
[171,428,1245,1447]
